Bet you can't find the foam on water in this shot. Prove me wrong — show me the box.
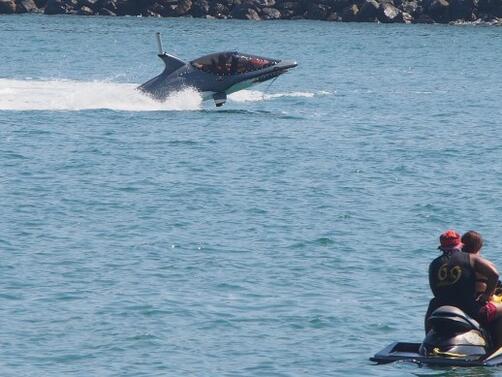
[228,90,330,103]
[0,79,203,111]
[0,79,327,111]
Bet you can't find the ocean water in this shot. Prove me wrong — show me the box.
[1,14,502,376]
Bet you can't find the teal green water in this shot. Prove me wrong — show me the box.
[1,15,502,376]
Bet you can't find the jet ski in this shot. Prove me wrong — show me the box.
[370,305,502,367]
[138,33,297,107]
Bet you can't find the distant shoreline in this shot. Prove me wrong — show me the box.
[1,0,501,25]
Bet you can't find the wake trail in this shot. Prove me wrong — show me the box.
[0,79,328,111]
[228,90,331,103]
[0,79,202,111]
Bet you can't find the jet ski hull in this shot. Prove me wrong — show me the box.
[371,306,502,367]
[371,341,502,367]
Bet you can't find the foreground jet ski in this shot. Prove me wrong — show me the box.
[138,33,297,107]
[371,306,502,367]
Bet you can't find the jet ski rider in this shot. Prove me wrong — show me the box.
[425,230,502,347]
[461,230,502,347]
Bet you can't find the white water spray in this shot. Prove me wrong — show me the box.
[0,79,203,111]
[0,79,328,111]
[228,90,330,103]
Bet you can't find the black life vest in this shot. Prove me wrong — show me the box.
[429,250,478,317]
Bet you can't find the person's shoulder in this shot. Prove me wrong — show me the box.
[473,253,495,265]
[430,255,440,262]
[469,253,495,268]
[429,254,444,266]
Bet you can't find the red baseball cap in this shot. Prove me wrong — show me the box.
[439,230,463,251]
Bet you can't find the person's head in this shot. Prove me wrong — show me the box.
[462,230,483,254]
[438,229,463,253]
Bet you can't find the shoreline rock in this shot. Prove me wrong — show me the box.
[0,0,501,24]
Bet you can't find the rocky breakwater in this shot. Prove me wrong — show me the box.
[1,0,501,24]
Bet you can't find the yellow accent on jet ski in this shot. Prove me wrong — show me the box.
[491,294,502,304]
[431,347,466,358]
[486,346,502,361]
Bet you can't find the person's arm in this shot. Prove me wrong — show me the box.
[472,255,500,303]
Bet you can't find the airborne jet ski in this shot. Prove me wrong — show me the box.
[371,306,502,367]
[138,33,297,107]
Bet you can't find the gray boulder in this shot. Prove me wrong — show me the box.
[276,0,303,17]
[414,12,434,20]
[230,4,261,18]
[260,6,281,18]
[256,0,275,6]
[279,7,294,16]
[142,2,160,15]
[341,3,359,19]
[401,10,413,20]
[449,0,476,20]
[99,6,117,14]
[330,0,351,11]
[477,0,502,16]
[326,10,340,19]
[210,1,228,16]
[357,0,379,21]
[427,0,450,22]
[0,0,16,12]
[191,0,209,15]
[276,0,304,15]
[173,0,192,14]
[308,3,330,18]
[114,0,139,15]
[78,4,93,12]
[277,0,298,9]
[378,2,404,21]
[16,0,38,12]
[400,0,420,15]
[142,8,159,14]
[100,0,117,11]
[160,4,177,16]
[475,11,490,19]
[44,0,68,13]
[78,0,97,8]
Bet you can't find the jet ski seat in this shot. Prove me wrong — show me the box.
[428,306,482,335]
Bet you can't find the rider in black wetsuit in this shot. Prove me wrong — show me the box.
[428,231,477,319]
[425,230,500,337]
